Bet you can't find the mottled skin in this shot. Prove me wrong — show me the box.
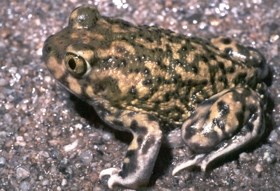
[43,6,268,189]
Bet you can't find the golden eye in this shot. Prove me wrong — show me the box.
[65,53,88,77]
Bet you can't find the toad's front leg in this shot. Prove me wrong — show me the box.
[99,111,162,189]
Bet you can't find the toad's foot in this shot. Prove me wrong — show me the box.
[172,154,206,175]
[99,112,163,189]
[99,167,145,189]
[173,118,265,176]
[99,168,127,189]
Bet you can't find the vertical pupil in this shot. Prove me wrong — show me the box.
[68,58,76,70]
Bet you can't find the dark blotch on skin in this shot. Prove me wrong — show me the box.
[130,120,148,135]
[120,20,132,28]
[127,111,136,117]
[235,111,245,126]
[166,45,173,57]
[218,75,228,86]
[191,65,199,74]
[163,92,172,102]
[139,94,151,101]
[248,104,258,116]
[233,72,248,85]
[213,118,226,131]
[147,114,158,121]
[243,88,253,97]
[200,55,209,63]
[187,79,194,85]
[130,86,137,95]
[156,76,164,83]
[141,135,156,155]
[226,66,235,73]
[183,114,199,140]
[142,79,153,86]
[217,101,230,116]
[187,128,219,153]
[218,61,225,70]
[200,79,209,86]
[184,125,197,141]
[231,89,243,102]
[120,150,137,178]
[137,135,144,146]
[94,77,121,95]
[146,37,154,43]
[154,48,164,55]
[116,59,127,68]
[202,131,220,150]
[246,122,254,132]
[114,110,123,118]
[43,44,52,55]
[224,47,233,55]
[209,53,217,60]
[209,66,218,85]
[112,119,124,128]
[93,103,111,118]
[143,68,150,75]
[130,120,139,131]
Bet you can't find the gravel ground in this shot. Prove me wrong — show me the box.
[0,0,279,190]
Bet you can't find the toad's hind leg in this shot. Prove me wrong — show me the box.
[210,37,268,79]
[173,87,265,175]
[99,112,162,189]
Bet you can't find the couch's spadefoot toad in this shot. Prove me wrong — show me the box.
[43,6,269,189]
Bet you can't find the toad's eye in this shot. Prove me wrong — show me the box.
[65,53,90,77]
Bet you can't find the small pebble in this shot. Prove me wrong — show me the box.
[0,157,6,167]
[255,163,263,173]
[15,136,26,147]
[239,152,251,162]
[42,179,49,186]
[0,78,8,86]
[268,130,278,143]
[80,150,93,165]
[49,148,60,159]
[102,132,113,141]
[16,167,30,181]
[64,139,79,152]
[74,123,83,130]
[61,178,67,186]
[263,151,276,164]
[19,181,31,191]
